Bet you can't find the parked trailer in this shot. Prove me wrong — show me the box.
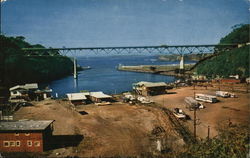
[195,93,217,103]
[216,91,230,98]
[184,97,204,110]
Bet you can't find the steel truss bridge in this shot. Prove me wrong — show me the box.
[21,44,241,56]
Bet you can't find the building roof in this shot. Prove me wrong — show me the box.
[185,97,198,103]
[0,120,54,131]
[35,89,53,93]
[9,83,38,91]
[90,92,112,99]
[196,93,217,98]
[135,81,167,88]
[67,93,87,101]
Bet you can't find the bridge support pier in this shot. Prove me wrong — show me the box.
[73,58,77,79]
[179,55,185,74]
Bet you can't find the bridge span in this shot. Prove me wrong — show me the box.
[21,44,241,56]
[21,43,244,79]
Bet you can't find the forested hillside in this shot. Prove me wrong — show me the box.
[0,35,73,86]
[196,24,249,78]
[158,53,211,62]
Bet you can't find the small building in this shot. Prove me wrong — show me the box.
[9,83,38,101]
[89,92,112,103]
[34,89,53,101]
[246,77,250,84]
[191,75,207,81]
[229,75,239,80]
[66,93,87,105]
[133,81,167,96]
[0,120,54,152]
[220,79,241,84]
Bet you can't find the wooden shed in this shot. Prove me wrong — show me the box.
[66,93,88,105]
[133,81,167,96]
[89,92,112,103]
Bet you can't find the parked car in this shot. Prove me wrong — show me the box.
[137,96,153,104]
[173,108,186,119]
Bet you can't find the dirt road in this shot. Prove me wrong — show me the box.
[152,86,250,139]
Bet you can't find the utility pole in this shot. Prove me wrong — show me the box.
[231,83,234,92]
[193,107,197,140]
[0,0,2,35]
[207,126,210,140]
[228,118,232,127]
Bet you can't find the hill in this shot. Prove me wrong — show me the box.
[0,35,74,86]
[158,53,211,62]
[195,24,249,78]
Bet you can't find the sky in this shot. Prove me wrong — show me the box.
[1,0,249,48]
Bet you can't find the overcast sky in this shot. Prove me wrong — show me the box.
[1,0,249,47]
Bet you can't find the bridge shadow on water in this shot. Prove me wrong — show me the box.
[47,135,84,150]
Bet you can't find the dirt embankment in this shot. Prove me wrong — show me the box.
[14,100,182,157]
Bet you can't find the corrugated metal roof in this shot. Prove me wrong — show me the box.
[90,92,112,99]
[0,120,54,131]
[66,93,87,101]
[135,81,167,88]
[185,97,198,104]
[9,83,38,91]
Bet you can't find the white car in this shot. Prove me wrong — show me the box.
[173,108,186,119]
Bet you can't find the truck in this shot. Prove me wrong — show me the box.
[184,97,204,110]
[195,93,217,103]
[216,91,237,98]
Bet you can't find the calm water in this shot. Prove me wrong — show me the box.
[49,55,182,97]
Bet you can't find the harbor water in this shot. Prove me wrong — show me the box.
[49,55,183,97]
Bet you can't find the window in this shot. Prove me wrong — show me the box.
[3,141,9,147]
[16,141,21,147]
[10,141,15,147]
[27,140,32,147]
[14,133,19,136]
[25,133,30,136]
[34,141,40,147]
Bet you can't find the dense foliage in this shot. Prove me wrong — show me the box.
[158,54,211,62]
[196,24,249,78]
[0,35,73,86]
[179,125,249,158]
